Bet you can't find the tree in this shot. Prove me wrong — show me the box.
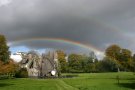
[84,58,96,73]
[119,49,133,71]
[56,50,68,73]
[0,59,18,74]
[97,57,120,72]
[131,54,135,72]
[82,53,98,73]
[0,34,10,62]
[105,44,134,71]
[68,54,84,72]
[105,44,121,61]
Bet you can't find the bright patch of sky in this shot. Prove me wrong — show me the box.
[0,0,12,6]
[9,46,30,54]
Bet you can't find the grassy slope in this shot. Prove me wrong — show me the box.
[0,72,135,90]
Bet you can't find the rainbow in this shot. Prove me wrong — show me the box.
[7,17,126,55]
[8,37,103,54]
[8,17,123,55]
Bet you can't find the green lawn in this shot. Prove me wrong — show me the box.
[0,72,135,90]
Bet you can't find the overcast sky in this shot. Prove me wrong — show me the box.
[0,0,135,58]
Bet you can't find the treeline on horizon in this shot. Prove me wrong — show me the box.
[0,34,135,77]
[58,44,135,73]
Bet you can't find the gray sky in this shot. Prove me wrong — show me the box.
[0,0,135,58]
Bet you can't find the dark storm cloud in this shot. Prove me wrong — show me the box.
[0,0,135,54]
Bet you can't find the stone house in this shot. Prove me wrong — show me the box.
[20,51,60,78]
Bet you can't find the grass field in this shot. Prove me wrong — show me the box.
[0,72,135,90]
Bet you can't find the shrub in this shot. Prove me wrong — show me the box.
[15,68,28,78]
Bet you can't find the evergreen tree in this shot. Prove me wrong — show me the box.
[0,34,10,62]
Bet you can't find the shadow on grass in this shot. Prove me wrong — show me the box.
[117,78,135,89]
[78,87,89,90]
[61,74,79,78]
[0,83,14,87]
[118,82,135,89]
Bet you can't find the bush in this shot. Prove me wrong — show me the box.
[15,68,28,78]
[0,73,15,79]
[97,57,119,72]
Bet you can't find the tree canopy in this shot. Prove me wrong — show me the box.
[105,44,134,71]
